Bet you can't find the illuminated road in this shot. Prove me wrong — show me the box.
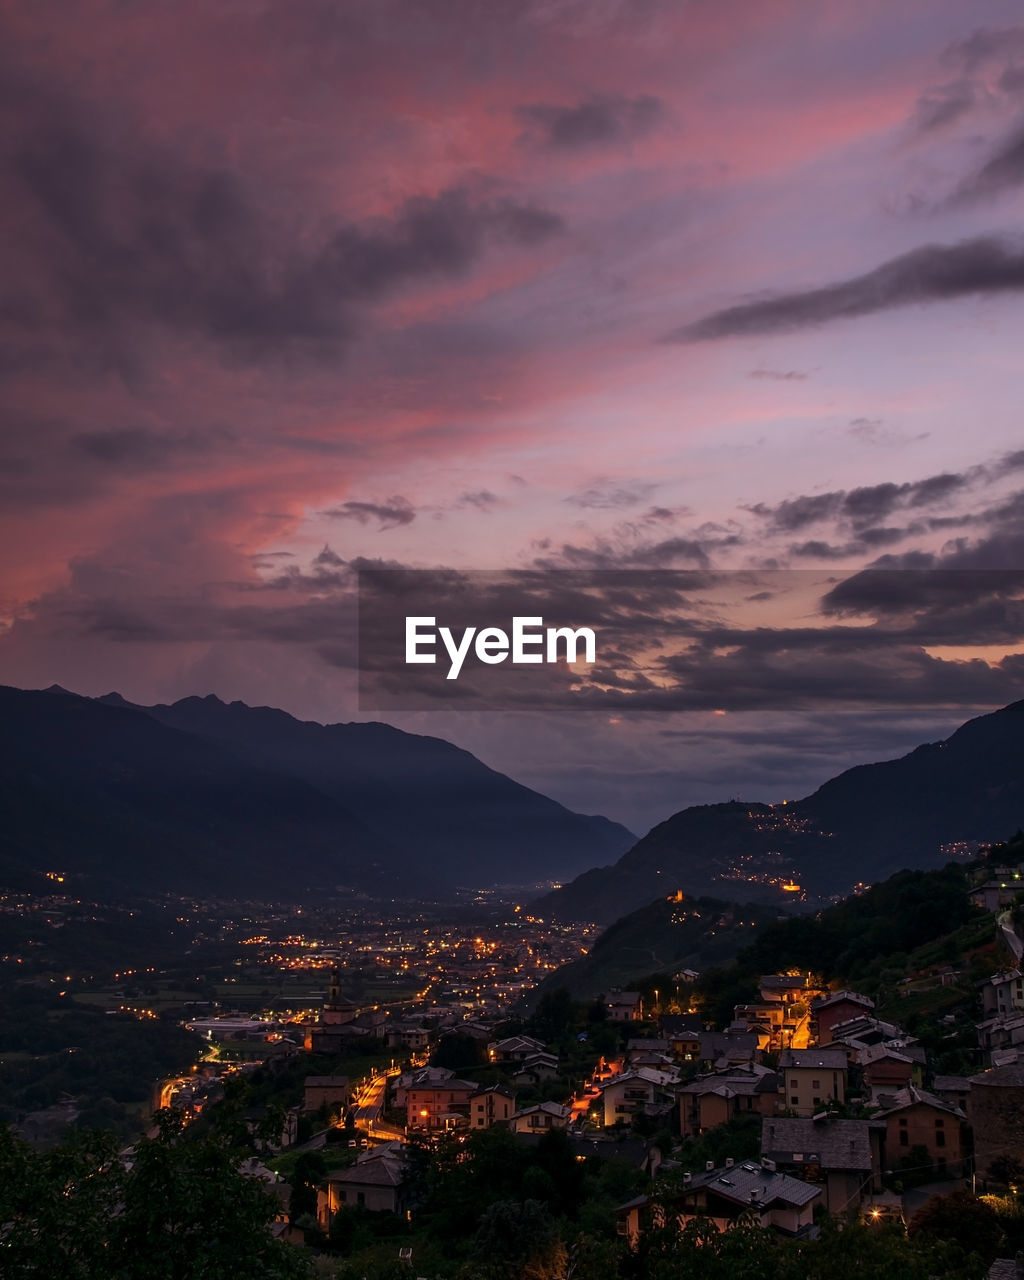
[351,1068,404,1141]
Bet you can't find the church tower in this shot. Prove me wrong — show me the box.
[321,968,356,1026]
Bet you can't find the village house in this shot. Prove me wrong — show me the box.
[856,1044,923,1100]
[626,1037,673,1060]
[699,1029,760,1070]
[302,1075,350,1114]
[625,1038,677,1074]
[759,975,809,1004]
[657,1014,703,1063]
[600,1066,679,1128]
[811,990,876,1042]
[968,1062,1024,1180]
[733,1003,785,1052]
[510,1051,561,1086]
[385,1022,432,1053]
[391,1065,455,1108]
[822,1013,909,1049]
[318,1144,409,1221]
[872,1085,967,1178]
[761,1115,879,1217]
[508,1101,571,1134]
[778,1048,848,1116]
[677,1064,780,1138]
[606,992,644,1022]
[615,1158,820,1246]
[977,1011,1024,1061]
[488,1034,546,1063]
[980,970,1024,1018]
[468,1083,517,1128]
[969,877,1022,913]
[931,1074,971,1114]
[405,1074,477,1132]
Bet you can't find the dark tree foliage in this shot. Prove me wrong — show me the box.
[626,1211,987,1280]
[289,1150,328,1221]
[737,867,976,984]
[429,1031,487,1071]
[686,866,981,1027]
[525,988,578,1044]
[0,985,202,1135]
[907,1190,1004,1265]
[0,1113,312,1279]
[470,1198,567,1279]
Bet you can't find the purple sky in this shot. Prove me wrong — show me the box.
[3,1,1024,831]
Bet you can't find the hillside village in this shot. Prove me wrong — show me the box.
[100,838,1024,1277]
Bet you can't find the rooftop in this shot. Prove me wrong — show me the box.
[762,1117,873,1171]
[778,1049,848,1070]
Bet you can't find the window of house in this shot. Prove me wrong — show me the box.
[899,1131,909,1146]
[357,1192,365,1207]
[936,1130,945,1147]
[791,1097,799,1106]
[812,1080,820,1090]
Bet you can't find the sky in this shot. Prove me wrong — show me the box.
[2,0,1024,833]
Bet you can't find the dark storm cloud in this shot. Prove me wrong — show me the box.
[651,638,1023,712]
[748,492,843,531]
[517,94,663,148]
[9,112,563,364]
[942,25,1024,72]
[842,482,907,523]
[789,540,853,560]
[321,497,416,529]
[566,480,657,510]
[1000,65,1024,95]
[752,469,974,535]
[747,368,808,381]
[953,123,1024,202]
[912,81,977,132]
[455,490,501,512]
[821,556,1024,618]
[667,237,1024,341]
[533,528,741,571]
[70,426,234,468]
[788,526,912,558]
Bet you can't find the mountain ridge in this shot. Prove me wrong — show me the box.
[533,699,1024,923]
[0,684,634,899]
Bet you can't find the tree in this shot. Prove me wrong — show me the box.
[907,1190,1004,1266]
[0,1116,313,1279]
[429,1031,486,1071]
[988,1154,1024,1188]
[470,1198,567,1280]
[527,989,578,1044]
[289,1151,328,1221]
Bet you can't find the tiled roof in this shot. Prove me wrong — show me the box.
[687,1160,821,1209]
[969,1062,1024,1087]
[813,990,875,1011]
[778,1048,848,1070]
[871,1085,966,1118]
[762,1117,873,1171]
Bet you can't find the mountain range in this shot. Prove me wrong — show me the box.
[533,699,1024,923]
[0,684,633,900]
